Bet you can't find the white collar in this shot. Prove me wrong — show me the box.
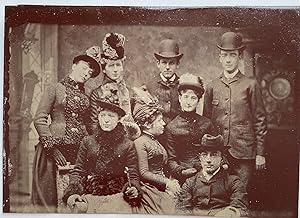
[160,73,176,83]
[202,167,221,181]
[223,69,239,79]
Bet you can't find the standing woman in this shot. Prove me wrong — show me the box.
[89,33,140,139]
[31,52,100,212]
[132,87,181,215]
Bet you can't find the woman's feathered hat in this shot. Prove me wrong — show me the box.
[132,86,162,127]
[101,33,126,62]
[95,82,126,117]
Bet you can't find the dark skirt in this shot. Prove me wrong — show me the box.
[31,143,57,212]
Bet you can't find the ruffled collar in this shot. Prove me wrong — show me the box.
[61,76,85,91]
[95,123,126,145]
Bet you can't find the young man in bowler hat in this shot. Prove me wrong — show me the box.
[176,134,248,217]
[203,32,267,192]
[145,39,183,124]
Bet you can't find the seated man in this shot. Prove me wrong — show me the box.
[176,134,248,217]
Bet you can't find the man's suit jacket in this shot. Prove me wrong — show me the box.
[203,71,267,159]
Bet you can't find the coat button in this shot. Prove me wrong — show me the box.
[72,112,77,117]
[74,96,80,101]
[225,112,228,115]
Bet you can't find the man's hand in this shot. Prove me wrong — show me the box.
[181,168,197,176]
[256,155,266,170]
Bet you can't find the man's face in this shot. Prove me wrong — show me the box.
[98,109,119,132]
[157,57,179,79]
[104,59,124,81]
[199,150,222,174]
[72,60,94,83]
[147,114,166,136]
[179,89,199,112]
[219,50,241,74]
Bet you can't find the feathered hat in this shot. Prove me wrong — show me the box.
[132,86,162,127]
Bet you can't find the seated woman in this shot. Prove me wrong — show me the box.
[62,83,142,213]
[165,73,216,185]
[132,87,181,215]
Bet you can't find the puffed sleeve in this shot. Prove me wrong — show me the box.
[135,140,168,191]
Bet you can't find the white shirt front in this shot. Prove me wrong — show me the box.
[160,73,176,83]
[223,68,239,80]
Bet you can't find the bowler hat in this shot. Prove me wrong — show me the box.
[96,83,126,117]
[178,73,205,97]
[154,39,184,60]
[73,54,101,78]
[196,134,230,151]
[217,32,246,51]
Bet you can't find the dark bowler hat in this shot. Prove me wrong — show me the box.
[96,83,126,117]
[217,32,246,51]
[196,134,230,151]
[73,54,101,78]
[154,39,184,60]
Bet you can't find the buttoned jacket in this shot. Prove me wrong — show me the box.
[203,72,267,159]
[146,73,180,124]
[176,169,248,216]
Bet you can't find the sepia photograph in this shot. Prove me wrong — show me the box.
[3,5,300,217]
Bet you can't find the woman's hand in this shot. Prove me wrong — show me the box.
[67,194,85,209]
[123,184,142,207]
[166,179,181,196]
[52,148,67,166]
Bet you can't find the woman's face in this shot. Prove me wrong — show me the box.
[147,114,166,136]
[98,109,119,132]
[104,59,124,81]
[179,89,199,112]
[71,60,94,83]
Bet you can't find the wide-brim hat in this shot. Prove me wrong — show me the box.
[96,100,126,117]
[217,32,246,51]
[154,39,184,60]
[195,134,230,152]
[73,54,101,78]
[178,73,205,96]
[95,83,126,117]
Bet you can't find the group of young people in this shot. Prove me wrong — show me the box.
[31,31,267,217]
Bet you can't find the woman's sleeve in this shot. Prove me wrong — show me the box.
[62,137,88,203]
[33,83,57,151]
[135,140,168,191]
[89,89,100,134]
[165,129,186,179]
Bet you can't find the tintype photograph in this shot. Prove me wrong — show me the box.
[3,5,300,217]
